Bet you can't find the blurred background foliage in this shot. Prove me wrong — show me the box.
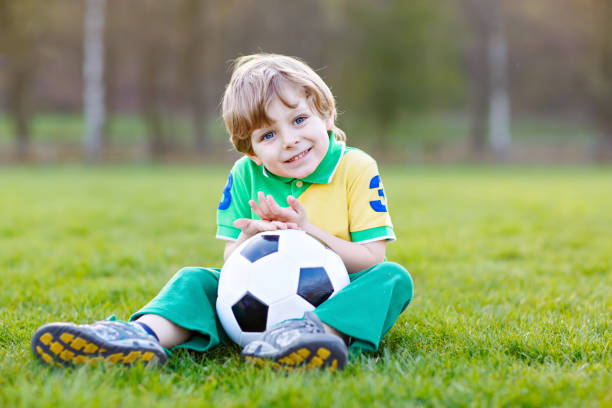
[0,0,611,163]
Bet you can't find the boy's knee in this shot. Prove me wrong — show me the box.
[383,262,414,302]
[173,267,219,287]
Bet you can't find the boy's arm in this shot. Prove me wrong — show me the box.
[250,192,386,273]
[302,222,386,273]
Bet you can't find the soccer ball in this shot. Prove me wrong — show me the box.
[216,229,349,347]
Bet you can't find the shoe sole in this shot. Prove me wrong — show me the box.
[31,323,167,367]
[242,336,347,371]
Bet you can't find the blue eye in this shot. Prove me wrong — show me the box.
[294,116,306,125]
[261,132,274,141]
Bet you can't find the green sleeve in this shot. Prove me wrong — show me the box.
[216,158,253,240]
[350,226,396,243]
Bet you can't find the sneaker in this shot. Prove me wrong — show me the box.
[241,312,347,370]
[30,319,168,367]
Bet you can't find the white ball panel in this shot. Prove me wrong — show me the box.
[266,295,315,330]
[215,297,243,345]
[247,254,300,304]
[218,260,250,306]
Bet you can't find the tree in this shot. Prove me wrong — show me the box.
[337,0,464,151]
[177,0,208,150]
[176,0,232,151]
[461,0,511,160]
[461,0,489,157]
[590,0,612,160]
[487,0,511,161]
[0,0,41,160]
[83,0,107,162]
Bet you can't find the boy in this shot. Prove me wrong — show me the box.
[31,54,413,370]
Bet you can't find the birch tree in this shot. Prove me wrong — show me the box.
[487,0,511,161]
[461,0,490,157]
[83,0,106,162]
[461,0,511,161]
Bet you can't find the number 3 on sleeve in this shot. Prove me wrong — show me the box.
[218,174,233,210]
[369,175,387,213]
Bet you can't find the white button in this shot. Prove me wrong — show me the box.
[295,181,303,188]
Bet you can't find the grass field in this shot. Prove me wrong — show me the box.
[0,166,610,407]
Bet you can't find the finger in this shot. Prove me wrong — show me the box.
[287,195,304,214]
[252,219,277,233]
[234,218,259,235]
[267,194,285,214]
[252,220,269,231]
[258,191,273,218]
[234,218,250,229]
[265,194,279,214]
[256,193,274,220]
[250,199,267,220]
[267,194,280,206]
[271,195,299,218]
[266,194,277,209]
[286,222,299,229]
[272,221,287,230]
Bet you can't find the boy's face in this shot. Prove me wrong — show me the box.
[247,84,333,180]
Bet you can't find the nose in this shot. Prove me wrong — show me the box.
[281,129,299,148]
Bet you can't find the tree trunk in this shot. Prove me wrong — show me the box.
[179,0,208,151]
[592,0,612,161]
[1,0,37,161]
[104,1,117,147]
[461,0,490,158]
[83,0,106,162]
[487,0,511,161]
[7,60,34,160]
[140,47,166,157]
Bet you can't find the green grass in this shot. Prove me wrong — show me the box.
[1,165,610,407]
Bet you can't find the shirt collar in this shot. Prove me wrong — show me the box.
[261,131,345,184]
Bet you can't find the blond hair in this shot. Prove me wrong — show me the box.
[222,53,345,154]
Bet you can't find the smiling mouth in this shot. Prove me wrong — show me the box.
[285,147,312,163]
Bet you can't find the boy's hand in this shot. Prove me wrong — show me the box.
[250,192,308,228]
[233,218,299,238]
[225,218,299,261]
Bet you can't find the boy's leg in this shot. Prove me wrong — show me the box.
[134,314,191,349]
[241,262,413,369]
[31,266,230,366]
[130,266,232,352]
[313,262,413,354]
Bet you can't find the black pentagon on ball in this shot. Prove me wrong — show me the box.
[231,292,269,332]
[297,267,334,307]
[240,234,279,263]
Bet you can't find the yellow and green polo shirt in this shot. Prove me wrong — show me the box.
[216,132,395,244]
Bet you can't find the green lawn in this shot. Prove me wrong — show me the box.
[1,166,610,407]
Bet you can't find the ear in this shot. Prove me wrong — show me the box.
[246,153,262,166]
[325,108,336,130]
